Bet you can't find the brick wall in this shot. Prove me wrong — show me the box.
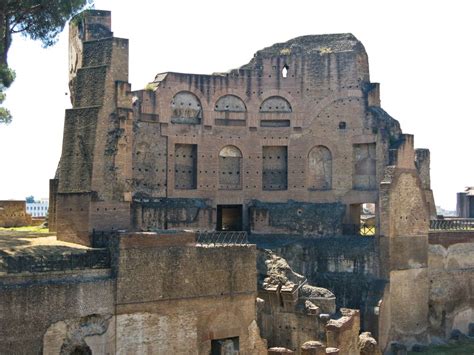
[0,200,31,227]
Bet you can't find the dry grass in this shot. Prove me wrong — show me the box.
[0,225,49,233]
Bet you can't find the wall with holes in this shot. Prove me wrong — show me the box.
[219,146,242,190]
[262,146,288,191]
[171,92,202,124]
[132,121,167,198]
[130,33,409,218]
[0,200,32,227]
[214,95,247,126]
[174,144,197,189]
[120,33,429,233]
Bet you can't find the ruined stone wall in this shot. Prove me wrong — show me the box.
[132,198,213,231]
[0,270,114,353]
[56,11,133,244]
[113,232,266,354]
[415,148,436,218]
[252,234,382,335]
[0,200,31,227]
[377,136,430,351]
[55,11,440,241]
[130,33,404,232]
[250,201,345,235]
[0,232,267,354]
[428,232,474,338]
[259,300,326,351]
[256,249,335,353]
[326,308,361,354]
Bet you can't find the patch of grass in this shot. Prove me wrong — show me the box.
[0,226,49,233]
[319,46,333,55]
[144,82,158,91]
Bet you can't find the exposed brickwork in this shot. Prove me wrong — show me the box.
[0,230,267,354]
[0,200,31,227]
[39,9,462,354]
[53,10,435,242]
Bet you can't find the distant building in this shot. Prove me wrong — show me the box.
[26,198,49,218]
[457,187,474,218]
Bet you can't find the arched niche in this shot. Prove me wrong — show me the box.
[214,95,247,126]
[219,145,242,189]
[259,96,292,113]
[214,95,246,112]
[171,91,202,124]
[308,145,332,190]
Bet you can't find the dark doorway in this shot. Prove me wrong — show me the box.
[211,336,239,355]
[217,205,243,231]
[69,345,92,355]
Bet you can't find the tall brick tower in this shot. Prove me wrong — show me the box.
[53,10,133,245]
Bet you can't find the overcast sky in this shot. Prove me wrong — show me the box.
[0,0,472,210]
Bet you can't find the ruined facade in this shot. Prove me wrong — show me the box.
[50,10,437,246]
[0,8,464,354]
[0,231,267,354]
[0,200,32,227]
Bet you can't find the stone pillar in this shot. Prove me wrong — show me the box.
[415,149,436,218]
[378,135,430,350]
[326,308,360,354]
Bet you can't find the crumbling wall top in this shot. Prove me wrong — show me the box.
[241,33,364,67]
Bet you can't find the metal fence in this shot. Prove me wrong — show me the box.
[0,250,110,274]
[196,231,249,246]
[430,219,474,231]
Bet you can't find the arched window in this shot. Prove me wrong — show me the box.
[171,91,202,124]
[219,146,242,190]
[259,96,292,113]
[308,146,332,190]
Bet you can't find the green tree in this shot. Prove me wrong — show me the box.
[0,0,92,124]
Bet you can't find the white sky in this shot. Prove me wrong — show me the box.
[0,0,472,210]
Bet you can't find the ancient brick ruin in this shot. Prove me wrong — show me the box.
[49,11,436,245]
[0,200,31,227]
[2,9,474,354]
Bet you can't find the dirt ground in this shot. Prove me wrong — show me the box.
[0,228,90,257]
